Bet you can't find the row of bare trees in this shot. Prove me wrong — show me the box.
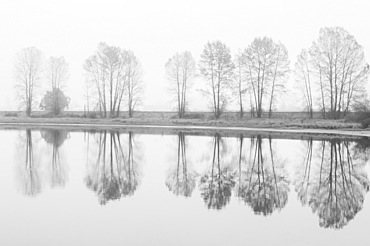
[83,43,144,118]
[166,26,368,119]
[166,38,290,119]
[14,47,70,116]
[14,27,368,119]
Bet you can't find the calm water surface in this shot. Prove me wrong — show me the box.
[0,129,369,246]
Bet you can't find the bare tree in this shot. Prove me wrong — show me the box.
[45,56,69,115]
[243,37,289,118]
[83,43,126,118]
[199,41,235,119]
[124,51,144,118]
[309,27,369,119]
[294,49,314,118]
[165,51,196,118]
[232,51,249,118]
[14,47,43,116]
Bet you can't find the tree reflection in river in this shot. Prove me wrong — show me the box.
[16,129,42,196]
[295,139,370,229]
[199,134,236,210]
[40,130,69,188]
[165,132,197,197]
[235,135,289,215]
[85,131,142,205]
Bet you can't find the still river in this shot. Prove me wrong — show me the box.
[0,128,369,246]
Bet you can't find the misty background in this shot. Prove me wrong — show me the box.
[0,0,369,112]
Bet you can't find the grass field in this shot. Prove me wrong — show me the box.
[0,110,363,130]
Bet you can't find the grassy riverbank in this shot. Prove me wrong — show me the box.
[0,111,364,130]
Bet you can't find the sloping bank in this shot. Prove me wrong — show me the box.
[0,121,368,140]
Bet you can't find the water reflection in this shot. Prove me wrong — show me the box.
[235,135,289,215]
[16,129,41,196]
[165,132,197,197]
[85,131,142,205]
[41,130,69,188]
[295,139,370,229]
[10,128,370,231]
[199,134,236,210]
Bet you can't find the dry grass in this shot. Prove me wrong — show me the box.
[0,110,361,130]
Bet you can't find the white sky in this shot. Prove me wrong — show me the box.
[0,0,369,111]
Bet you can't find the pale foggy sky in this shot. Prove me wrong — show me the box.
[0,0,369,112]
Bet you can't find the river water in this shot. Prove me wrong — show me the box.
[0,128,369,246]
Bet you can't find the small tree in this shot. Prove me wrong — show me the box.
[40,88,70,115]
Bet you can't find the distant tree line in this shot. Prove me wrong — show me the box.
[165,26,369,119]
[13,26,369,120]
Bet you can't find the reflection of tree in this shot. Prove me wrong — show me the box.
[16,129,41,196]
[85,131,141,205]
[295,139,370,229]
[41,130,69,188]
[165,132,196,197]
[199,134,236,210]
[295,137,313,204]
[236,136,289,215]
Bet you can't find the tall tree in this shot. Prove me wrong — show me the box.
[243,37,290,118]
[165,51,196,118]
[232,51,249,118]
[83,43,126,118]
[14,47,43,116]
[124,51,144,118]
[45,56,69,116]
[199,41,235,119]
[294,49,314,118]
[309,27,369,119]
